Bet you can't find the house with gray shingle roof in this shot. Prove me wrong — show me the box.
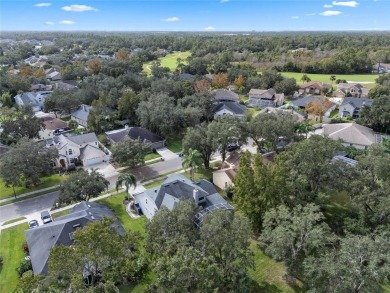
[213,101,247,119]
[71,104,93,127]
[134,173,233,221]
[338,97,373,119]
[246,88,284,108]
[105,127,165,150]
[25,202,125,275]
[213,89,239,102]
[334,83,369,99]
[47,133,110,169]
[14,91,52,112]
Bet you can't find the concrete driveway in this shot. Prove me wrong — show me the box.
[84,162,119,178]
[157,147,178,160]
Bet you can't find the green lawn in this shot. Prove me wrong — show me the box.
[144,178,167,189]
[144,152,161,161]
[98,192,147,237]
[143,51,191,75]
[1,217,26,226]
[280,72,378,84]
[166,137,183,153]
[51,209,70,219]
[182,168,213,182]
[0,223,29,293]
[249,240,303,292]
[0,174,66,200]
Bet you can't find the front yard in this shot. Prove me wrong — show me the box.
[166,137,183,153]
[0,174,66,201]
[0,223,29,293]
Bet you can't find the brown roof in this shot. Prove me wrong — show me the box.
[42,117,68,130]
[226,151,242,166]
[300,81,331,89]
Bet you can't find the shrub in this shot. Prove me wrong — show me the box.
[22,242,29,254]
[17,259,32,277]
[0,256,3,266]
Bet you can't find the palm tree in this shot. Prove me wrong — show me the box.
[116,173,137,194]
[330,75,336,85]
[181,148,204,181]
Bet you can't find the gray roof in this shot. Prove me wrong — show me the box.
[106,127,164,144]
[16,92,39,107]
[332,155,358,166]
[290,96,334,109]
[135,173,232,220]
[214,101,247,115]
[214,89,239,102]
[25,202,125,275]
[248,88,276,99]
[323,123,376,146]
[79,144,106,161]
[340,97,373,109]
[71,104,93,123]
[66,133,98,145]
[179,73,194,80]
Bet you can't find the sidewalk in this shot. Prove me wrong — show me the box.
[0,185,60,204]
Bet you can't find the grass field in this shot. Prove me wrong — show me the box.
[1,217,26,226]
[144,152,161,161]
[166,137,183,153]
[280,72,379,84]
[143,51,191,75]
[0,223,29,293]
[0,174,66,200]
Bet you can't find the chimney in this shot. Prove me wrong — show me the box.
[83,105,86,111]
[124,124,128,129]
[193,189,199,205]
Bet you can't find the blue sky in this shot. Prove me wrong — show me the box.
[1,0,389,31]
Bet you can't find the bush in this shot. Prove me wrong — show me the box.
[17,259,32,277]
[0,256,3,266]
[22,242,29,254]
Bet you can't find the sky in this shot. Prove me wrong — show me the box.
[1,0,389,31]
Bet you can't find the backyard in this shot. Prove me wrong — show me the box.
[142,51,191,75]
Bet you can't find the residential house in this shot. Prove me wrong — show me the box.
[213,101,247,120]
[246,88,285,108]
[334,83,369,98]
[179,73,194,80]
[52,80,78,91]
[105,126,165,150]
[213,89,239,102]
[322,123,376,149]
[289,96,335,116]
[259,107,308,122]
[47,132,110,169]
[25,202,125,275]
[14,91,52,112]
[71,104,93,127]
[373,63,390,73]
[45,68,62,81]
[39,115,69,140]
[338,97,373,119]
[134,173,233,223]
[299,81,332,95]
[31,83,52,92]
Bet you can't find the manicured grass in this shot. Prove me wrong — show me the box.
[0,174,66,200]
[144,178,166,189]
[0,223,29,293]
[143,51,191,75]
[249,240,303,292]
[280,72,379,84]
[0,187,60,207]
[2,217,26,226]
[144,152,161,161]
[51,209,70,219]
[166,137,183,153]
[98,192,147,237]
[182,168,213,182]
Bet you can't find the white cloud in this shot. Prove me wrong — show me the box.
[62,4,98,12]
[291,16,300,19]
[324,4,333,8]
[320,10,342,16]
[220,0,230,3]
[332,1,359,7]
[204,26,215,31]
[59,20,75,25]
[34,3,51,7]
[45,21,55,25]
[305,13,316,16]
[163,17,180,22]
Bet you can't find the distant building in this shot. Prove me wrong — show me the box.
[334,83,369,99]
[373,63,390,73]
[299,81,332,95]
[339,97,373,119]
[14,91,52,112]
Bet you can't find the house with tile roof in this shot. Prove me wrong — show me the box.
[46,132,110,169]
[338,97,373,119]
[246,88,284,108]
[299,81,332,95]
[133,173,233,221]
[25,202,125,275]
[105,126,165,150]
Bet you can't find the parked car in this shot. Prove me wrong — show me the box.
[41,211,53,224]
[227,143,240,152]
[29,219,39,229]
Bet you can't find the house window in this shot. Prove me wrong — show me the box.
[68,149,73,155]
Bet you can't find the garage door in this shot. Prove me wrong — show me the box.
[84,157,103,166]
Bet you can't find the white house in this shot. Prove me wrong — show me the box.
[47,133,110,169]
[14,91,52,112]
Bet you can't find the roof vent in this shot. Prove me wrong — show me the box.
[91,216,95,220]
[154,189,157,193]
[69,232,75,240]
[72,223,81,229]
[87,204,91,208]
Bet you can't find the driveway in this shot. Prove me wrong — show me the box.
[84,162,119,178]
[157,147,178,160]
[131,156,182,181]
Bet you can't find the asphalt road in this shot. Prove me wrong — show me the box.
[0,156,183,223]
